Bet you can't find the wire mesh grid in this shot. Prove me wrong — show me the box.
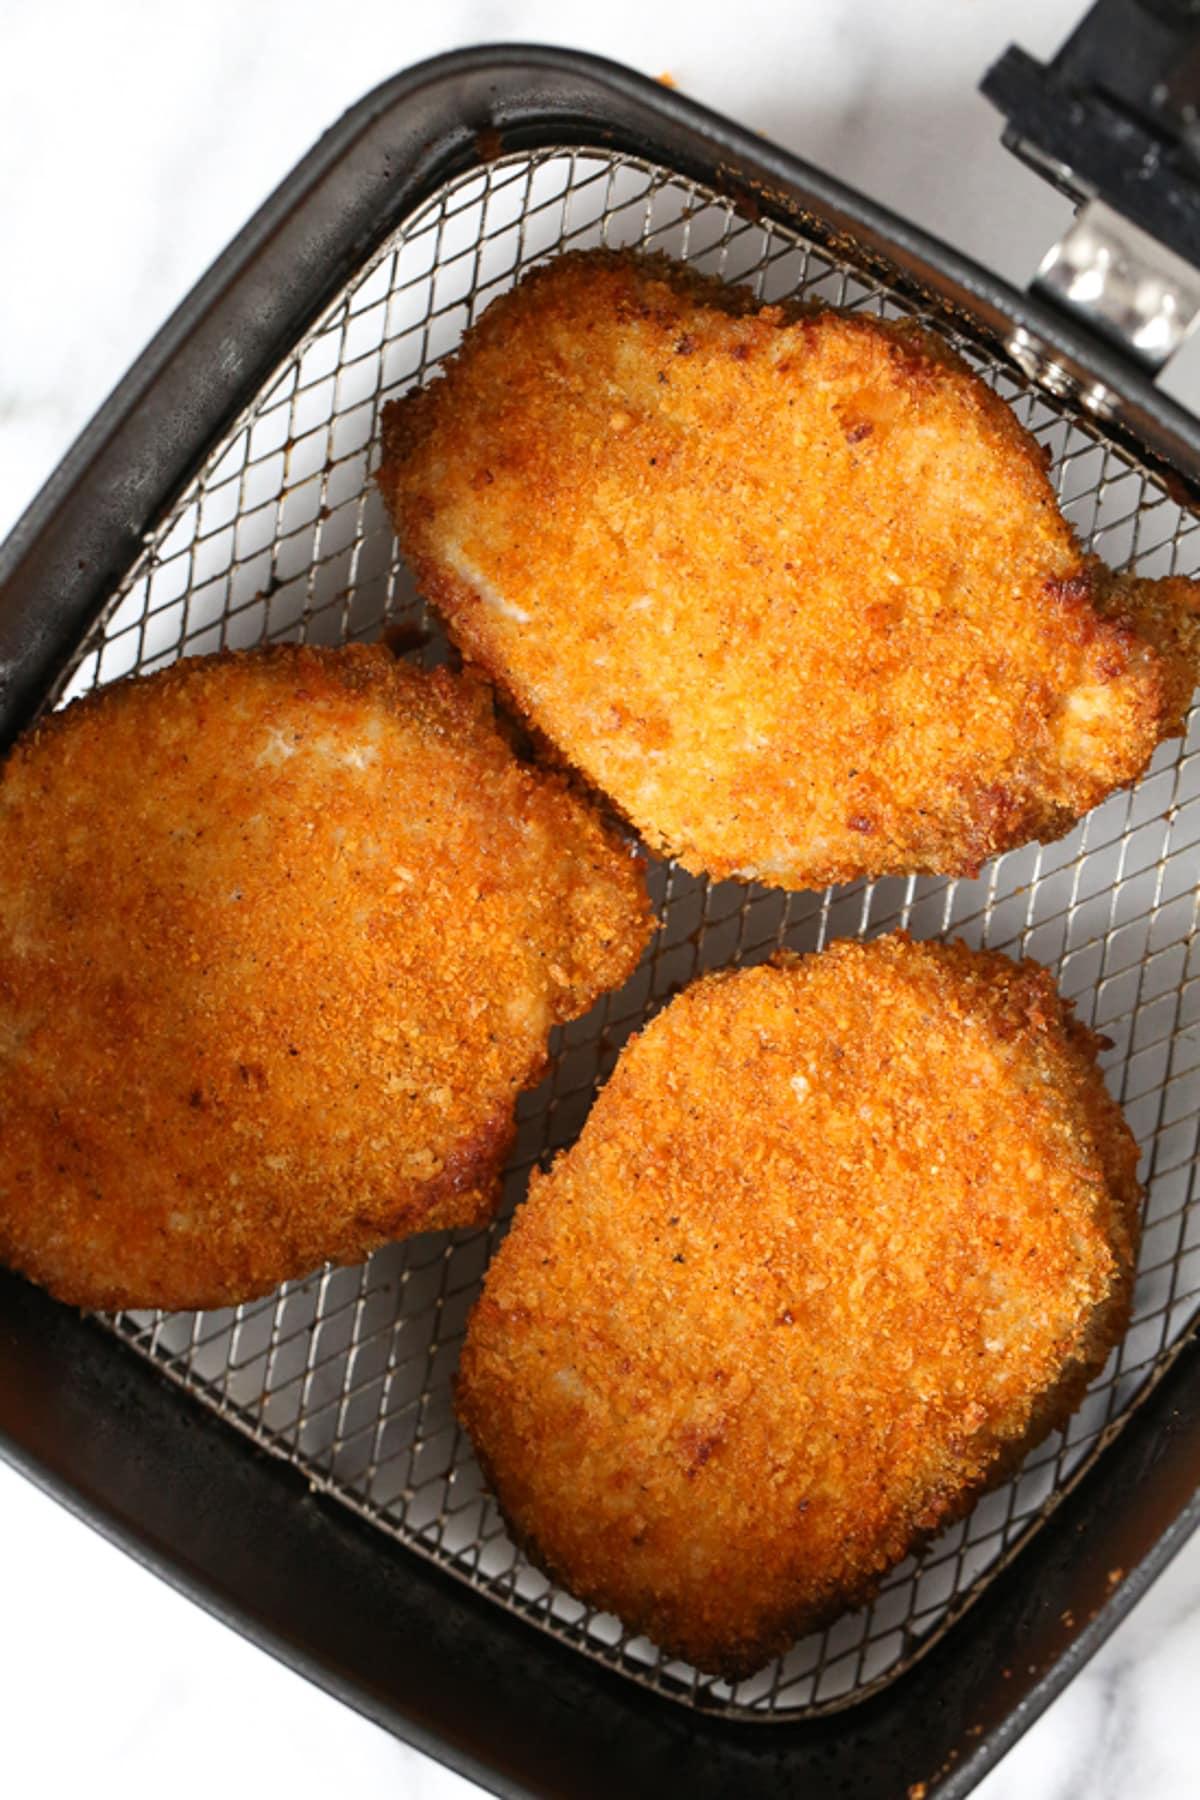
[48,144,1200,1718]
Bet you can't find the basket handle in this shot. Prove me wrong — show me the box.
[982,0,1200,374]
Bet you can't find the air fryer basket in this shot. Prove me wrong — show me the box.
[2,39,1200,1800]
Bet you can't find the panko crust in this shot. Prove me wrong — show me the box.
[0,644,651,1311]
[456,933,1142,1678]
[380,249,1199,888]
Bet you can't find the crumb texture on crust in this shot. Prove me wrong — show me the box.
[380,249,1197,887]
[0,644,650,1311]
[456,932,1142,1678]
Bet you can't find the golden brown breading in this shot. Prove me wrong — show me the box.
[0,644,650,1311]
[380,249,1200,888]
[456,933,1142,1678]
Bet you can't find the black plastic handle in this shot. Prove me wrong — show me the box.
[983,0,1200,270]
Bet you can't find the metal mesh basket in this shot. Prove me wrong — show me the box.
[51,144,1199,1721]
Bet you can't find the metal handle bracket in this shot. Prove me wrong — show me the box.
[983,0,1200,370]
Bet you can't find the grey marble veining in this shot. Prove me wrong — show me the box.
[978,1527,1200,1800]
[1,3,1199,1796]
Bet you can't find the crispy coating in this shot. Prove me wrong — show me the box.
[0,645,650,1311]
[457,933,1142,1678]
[380,250,1200,888]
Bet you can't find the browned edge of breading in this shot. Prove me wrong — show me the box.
[377,244,1061,540]
[1096,562,1200,732]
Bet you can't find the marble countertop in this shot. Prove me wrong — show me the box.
[2,2,1199,1795]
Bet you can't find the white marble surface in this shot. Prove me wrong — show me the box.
[2,2,1199,1795]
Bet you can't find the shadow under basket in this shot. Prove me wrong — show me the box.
[1,45,1199,1800]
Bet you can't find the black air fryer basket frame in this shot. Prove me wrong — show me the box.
[2,43,1200,1800]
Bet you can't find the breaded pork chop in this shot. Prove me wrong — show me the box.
[380,250,1200,888]
[457,934,1142,1678]
[0,645,650,1311]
